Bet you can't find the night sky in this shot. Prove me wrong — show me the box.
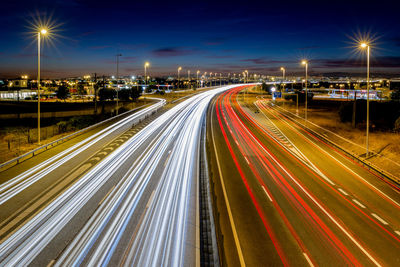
[1,0,400,78]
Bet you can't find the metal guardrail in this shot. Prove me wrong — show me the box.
[0,99,165,171]
[271,104,400,186]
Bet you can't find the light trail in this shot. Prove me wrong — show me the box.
[0,86,238,266]
[0,99,165,205]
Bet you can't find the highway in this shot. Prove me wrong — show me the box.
[0,86,236,266]
[208,86,400,266]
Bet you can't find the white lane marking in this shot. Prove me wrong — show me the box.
[234,108,382,266]
[98,185,115,206]
[352,199,366,209]
[371,213,389,225]
[235,140,239,146]
[270,104,400,209]
[261,186,273,202]
[244,156,250,165]
[303,252,315,267]
[338,188,349,196]
[395,231,400,236]
[211,105,246,267]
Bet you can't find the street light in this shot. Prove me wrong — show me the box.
[144,62,150,88]
[37,28,48,144]
[188,70,190,89]
[360,42,371,157]
[302,60,308,121]
[280,67,285,81]
[178,66,182,89]
[116,53,122,115]
[280,67,286,93]
[197,70,200,88]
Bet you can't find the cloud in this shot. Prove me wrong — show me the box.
[205,55,234,59]
[314,57,400,68]
[152,47,199,57]
[240,58,294,65]
[203,37,229,46]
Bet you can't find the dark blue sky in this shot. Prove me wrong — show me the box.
[1,0,400,78]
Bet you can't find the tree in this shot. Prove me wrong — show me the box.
[131,86,142,101]
[98,88,116,101]
[56,85,69,101]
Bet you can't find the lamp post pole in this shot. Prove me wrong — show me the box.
[144,62,149,89]
[37,29,47,144]
[178,67,182,89]
[116,53,122,115]
[37,31,41,144]
[196,70,200,89]
[361,43,370,157]
[302,61,308,121]
[188,70,190,89]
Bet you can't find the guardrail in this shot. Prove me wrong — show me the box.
[270,103,400,186]
[0,98,165,171]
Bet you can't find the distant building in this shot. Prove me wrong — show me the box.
[8,78,28,89]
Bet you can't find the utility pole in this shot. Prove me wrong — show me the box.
[116,54,122,115]
[94,72,97,115]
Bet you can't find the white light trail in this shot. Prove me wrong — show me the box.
[0,86,239,266]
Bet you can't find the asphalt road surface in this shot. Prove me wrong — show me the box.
[0,86,237,266]
[208,86,400,266]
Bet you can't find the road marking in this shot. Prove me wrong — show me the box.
[235,140,239,146]
[338,188,349,196]
[98,185,115,206]
[352,199,366,209]
[395,231,400,236]
[261,186,273,202]
[97,152,107,156]
[303,253,315,267]
[146,190,156,208]
[371,213,388,225]
[244,156,250,165]
[211,106,246,267]
[104,147,114,151]
[91,157,101,161]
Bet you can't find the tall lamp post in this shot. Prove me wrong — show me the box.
[144,62,150,89]
[196,70,200,88]
[360,42,370,157]
[210,72,213,87]
[37,28,47,144]
[188,70,190,89]
[280,67,285,93]
[116,53,122,115]
[178,66,182,89]
[301,60,308,121]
